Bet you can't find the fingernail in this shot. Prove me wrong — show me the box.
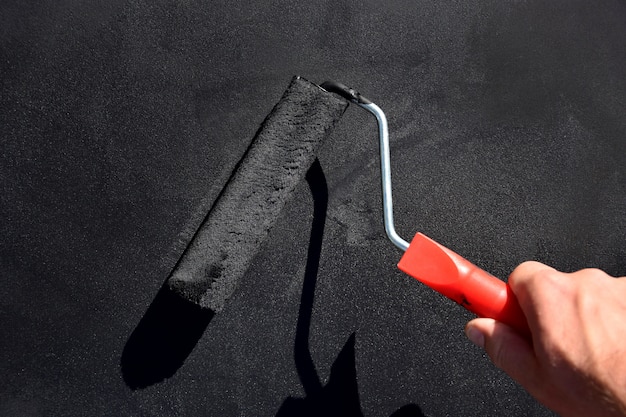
[465,325,485,348]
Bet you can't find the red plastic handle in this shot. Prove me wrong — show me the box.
[397,233,530,338]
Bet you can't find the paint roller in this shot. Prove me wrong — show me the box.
[166,76,529,338]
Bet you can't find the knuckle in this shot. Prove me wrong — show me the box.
[537,269,571,296]
[577,267,609,281]
[510,264,560,292]
[509,261,554,289]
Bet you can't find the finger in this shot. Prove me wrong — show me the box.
[508,261,558,322]
[508,261,556,292]
[466,318,541,388]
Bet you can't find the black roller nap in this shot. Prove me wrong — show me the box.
[166,76,348,311]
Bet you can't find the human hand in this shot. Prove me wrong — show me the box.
[465,261,626,417]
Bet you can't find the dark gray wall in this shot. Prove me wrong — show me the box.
[2,1,625,415]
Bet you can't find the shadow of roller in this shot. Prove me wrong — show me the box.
[120,286,214,390]
[119,76,346,390]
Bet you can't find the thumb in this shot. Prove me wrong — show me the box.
[465,318,540,387]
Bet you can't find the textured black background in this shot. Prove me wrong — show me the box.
[1,1,625,416]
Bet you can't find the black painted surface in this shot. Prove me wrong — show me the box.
[2,1,625,416]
